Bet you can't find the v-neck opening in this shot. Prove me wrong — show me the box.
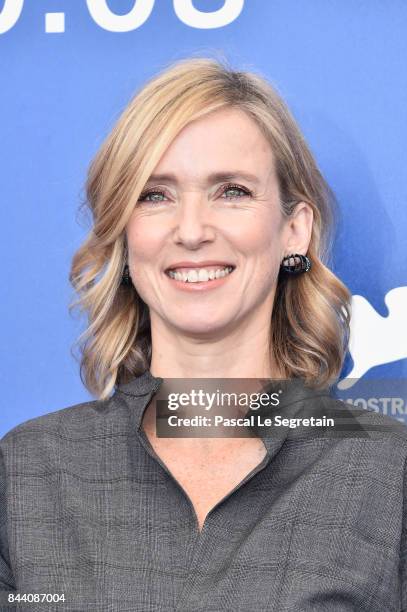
[137,406,272,539]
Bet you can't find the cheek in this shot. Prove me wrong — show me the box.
[234,214,283,285]
[126,219,163,264]
[256,208,285,259]
[228,212,282,257]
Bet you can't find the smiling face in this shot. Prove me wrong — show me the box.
[125,107,307,338]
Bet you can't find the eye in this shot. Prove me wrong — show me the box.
[137,189,168,205]
[137,183,253,206]
[220,183,253,200]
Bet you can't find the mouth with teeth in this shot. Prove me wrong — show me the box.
[165,265,235,283]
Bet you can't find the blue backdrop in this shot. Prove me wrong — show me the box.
[1,0,406,436]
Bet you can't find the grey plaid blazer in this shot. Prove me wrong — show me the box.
[1,370,407,611]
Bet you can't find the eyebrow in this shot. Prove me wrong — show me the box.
[144,171,261,186]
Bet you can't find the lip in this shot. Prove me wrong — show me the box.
[165,260,235,272]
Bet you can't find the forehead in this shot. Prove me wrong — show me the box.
[150,107,276,185]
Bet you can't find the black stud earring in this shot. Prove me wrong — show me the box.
[280,253,311,274]
[121,263,132,286]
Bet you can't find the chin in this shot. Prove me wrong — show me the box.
[171,315,231,336]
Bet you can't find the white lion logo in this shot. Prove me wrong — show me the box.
[338,286,407,390]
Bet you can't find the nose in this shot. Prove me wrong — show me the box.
[172,191,215,248]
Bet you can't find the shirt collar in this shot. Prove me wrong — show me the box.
[115,369,163,397]
[114,370,333,460]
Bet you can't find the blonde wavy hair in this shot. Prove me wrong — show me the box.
[69,56,351,400]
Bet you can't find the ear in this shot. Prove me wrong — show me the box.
[281,202,313,256]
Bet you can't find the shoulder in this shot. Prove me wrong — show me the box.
[1,398,105,440]
[0,394,129,465]
[321,393,407,437]
[315,393,407,471]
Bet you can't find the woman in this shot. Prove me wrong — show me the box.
[1,57,406,611]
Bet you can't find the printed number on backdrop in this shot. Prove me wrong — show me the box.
[0,0,245,33]
[0,0,24,34]
[87,0,244,31]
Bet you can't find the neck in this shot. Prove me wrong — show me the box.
[149,312,282,380]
